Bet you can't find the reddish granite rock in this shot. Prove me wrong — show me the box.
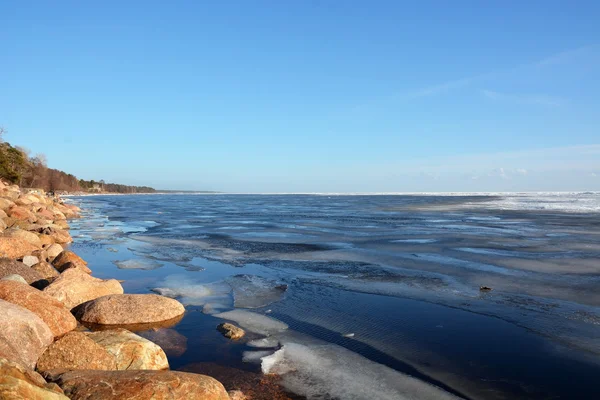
[85,328,169,371]
[45,244,63,261]
[52,251,90,274]
[3,228,43,248]
[0,357,68,400]
[0,258,44,284]
[138,328,188,357]
[43,268,123,309]
[74,294,185,326]
[44,369,230,400]
[217,323,245,340]
[37,234,55,248]
[0,280,77,338]
[0,198,15,211]
[31,261,60,281]
[0,299,53,369]
[48,229,72,245]
[7,206,36,223]
[0,238,38,259]
[36,332,117,372]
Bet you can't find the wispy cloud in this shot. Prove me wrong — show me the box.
[482,89,566,107]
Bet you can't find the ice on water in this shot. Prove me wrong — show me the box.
[152,275,232,306]
[214,310,289,335]
[225,274,287,308]
[113,259,163,270]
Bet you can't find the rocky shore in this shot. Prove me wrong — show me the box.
[0,181,233,399]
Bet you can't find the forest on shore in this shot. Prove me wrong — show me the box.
[0,128,155,193]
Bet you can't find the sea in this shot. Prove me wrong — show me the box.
[65,192,600,400]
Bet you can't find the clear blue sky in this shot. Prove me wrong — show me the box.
[1,1,599,192]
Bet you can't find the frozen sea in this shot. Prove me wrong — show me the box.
[66,193,600,400]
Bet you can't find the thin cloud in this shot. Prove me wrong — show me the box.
[482,89,566,107]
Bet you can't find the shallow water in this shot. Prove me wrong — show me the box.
[66,193,600,400]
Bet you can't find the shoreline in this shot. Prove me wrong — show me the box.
[0,181,240,399]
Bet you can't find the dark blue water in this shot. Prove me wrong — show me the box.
[67,194,600,400]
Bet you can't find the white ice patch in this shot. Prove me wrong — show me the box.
[391,239,438,244]
[226,275,288,308]
[247,337,280,348]
[152,275,232,306]
[260,343,459,400]
[214,310,288,335]
[113,259,163,270]
[243,350,275,363]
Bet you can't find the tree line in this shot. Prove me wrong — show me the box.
[0,129,155,193]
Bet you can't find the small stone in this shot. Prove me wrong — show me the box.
[217,323,245,340]
[21,255,39,267]
[480,286,493,292]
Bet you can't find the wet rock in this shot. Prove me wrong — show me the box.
[0,258,44,284]
[44,369,230,400]
[74,294,185,325]
[138,328,188,357]
[85,328,169,370]
[480,286,493,292]
[0,280,77,338]
[46,244,63,261]
[36,332,117,372]
[31,261,60,281]
[52,250,90,274]
[1,274,27,284]
[0,357,68,400]
[43,268,124,309]
[0,237,38,259]
[217,323,245,340]
[0,299,53,369]
[21,255,39,267]
[228,390,248,400]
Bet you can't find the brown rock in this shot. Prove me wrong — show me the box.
[74,294,185,326]
[228,390,248,400]
[53,220,70,230]
[38,234,55,248]
[2,228,43,248]
[0,258,44,284]
[52,250,89,274]
[217,323,245,340]
[0,299,54,369]
[48,229,72,245]
[43,268,124,309]
[36,332,117,372]
[138,328,188,357]
[7,206,36,222]
[85,328,169,370]
[46,244,63,261]
[0,198,15,211]
[0,280,77,338]
[31,261,60,281]
[36,208,55,221]
[45,369,230,400]
[0,357,69,400]
[0,237,38,259]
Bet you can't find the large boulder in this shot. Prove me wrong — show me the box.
[0,357,68,400]
[0,238,38,259]
[0,280,77,338]
[43,268,123,309]
[48,229,72,245]
[0,258,44,284]
[52,250,90,274]
[31,261,60,281]
[44,370,229,400]
[36,332,117,372]
[0,198,15,211]
[86,328,169,370]
[74,294,185,326]
[7,206,36,223]
[3,228,43,248]
[46,244,63,261]
[0,299,53,369]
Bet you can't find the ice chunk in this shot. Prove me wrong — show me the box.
[242,350,275,363]
[152,275,232,306]
[214,310,288,335]
[202,302,230,314]
[113,259,163,270]
[226,274,288,308]
[247,337,280,348]
[261,343,459,400]
[391,239,438,244]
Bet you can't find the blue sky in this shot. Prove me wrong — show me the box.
[1,1,599,192]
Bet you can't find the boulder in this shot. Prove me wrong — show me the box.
[0,198,15,211]
[2,228,43,248]
[53,220,70,230]
[22,255,39,267]
[138,328,188,357]
[0,299,53,369]
[86,328,169,370]
[74,294,185,326]
[35,208,55,221]
[52,251,90,274]
[0,280,77,338]
[7,206,36,223]
[0,219,6,231]
[0,258,44,284]
[46,244,63,261]
[36,332,117,372]
[31,262,60,281]
[44,370,229,400]
[1,274,27,284]
[43,268,123,309]
[217,323,245,340]
[48,229,72,245]
[0,357,68,400]
[38,234,55,247]
[0,237,38,259]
